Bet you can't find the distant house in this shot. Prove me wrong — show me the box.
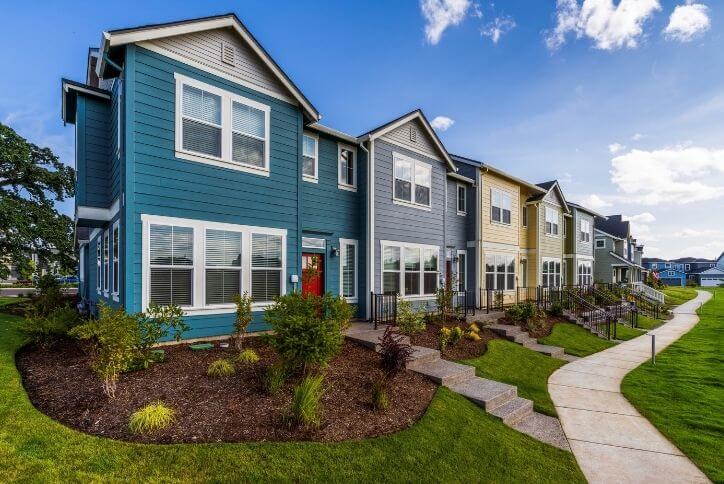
[642,256,720,285]
[593,215,645,284]
[656,267,687,286]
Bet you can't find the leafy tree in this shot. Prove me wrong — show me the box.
[0,123,75,279]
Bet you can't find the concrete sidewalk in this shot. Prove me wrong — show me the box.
[550,290,712,484]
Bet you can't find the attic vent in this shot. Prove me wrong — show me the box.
[221,42,235,66]
[409,126,417,143]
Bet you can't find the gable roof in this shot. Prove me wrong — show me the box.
[595,214,630,239]
[61,78,112,124]
[359,109,456,171]
[450,155,545,194]
[528,180,570,213]
[96,13,320,123]
[567,201,606,219]
[700,266,724,275]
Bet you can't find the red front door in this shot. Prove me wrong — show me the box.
[302,253,324,297]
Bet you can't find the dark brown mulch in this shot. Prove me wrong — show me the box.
[410,318,496,360]
[495,315,570,339]
[16,338,436,444]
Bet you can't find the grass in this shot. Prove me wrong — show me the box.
[538,322,615,357]
[636,313,664,330]
[614,323,646,341]
[0,297,27,309]
[128,402,176,435]
[463,339,565,417]
[0,312,584,482]
[622,288,723,483]
[662,286,698,307]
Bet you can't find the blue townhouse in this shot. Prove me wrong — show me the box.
[63,14,475,338]
[642,257,719,286]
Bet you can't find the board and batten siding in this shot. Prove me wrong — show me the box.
[75,96,111,208]
[124,45,302,338]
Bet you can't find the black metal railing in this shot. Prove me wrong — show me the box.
[563,287,614,339]
[371,292,397,330]
[453,290,477,317]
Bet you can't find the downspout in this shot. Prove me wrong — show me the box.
[443,173,447,285]
[359,139,374,320]
[477,167,487,304]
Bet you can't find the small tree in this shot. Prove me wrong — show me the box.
[436,275,457,325]
[396,297,425,334]
[136,303,188,357]
[232,292,253,350]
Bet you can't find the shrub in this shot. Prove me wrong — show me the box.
[232,292,253,350]
[468,323,480,333]
[370,373,390,411]
[264,292,345,373]
[322,293,355,331]
[128,402,175,434]
[261,362,286,395]
[69,303,138,398]
[19,306,78,349]
[465,331,481,341]
[396,297,425,334]
[549,302,564,317]
[207,359,235,377]
[379,326,414,378]
[136,303,188,359]
[236,348,260,365]
[450,326,463,345]
[439,327,452,351]
[289,374,325,428]
[435,276,457,324]
[32,274,65,316]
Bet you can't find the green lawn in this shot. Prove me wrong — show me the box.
[662,286,698,307]
[463,339,565,417]
[538,322,615,357]
[614,323,646,341]
[0,313,584,482]
[622,289,723,483]
[636,313,664,330]
[0,297,27,309]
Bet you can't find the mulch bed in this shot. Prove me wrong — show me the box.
[495,314,570,339]
[16,338,436,444]
[410,318,497,360]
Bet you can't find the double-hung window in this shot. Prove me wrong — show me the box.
[382,242,438,296]
[338,144,356,189]
[149,224,194,307]
[580,219,591,242]
[251,233,283,302]
[205,229,242,305]
[522,205,528,227]
[340,239,358,302]
[457,251,467,292]
[112,222,119,299]
[175,73,270,174]
[542,259,561,287]
[96,238,101,294]
[491,189,511,224]
[423,248,438,294]
[302,133,318,182]
[103,230,109,294]
[578,262,593,286]
[457,184,466,215]
[382,246,401,294]
[596,239,605,248]
[545,207,559,235]
[485,254,515,291]
[393,153,431,208]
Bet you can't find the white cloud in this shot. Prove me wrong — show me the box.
[546,0,662,51]
[481,16,516,43]
[624,212,656,223]
[560,172,573,184]
[631,132,645,141]
[623,212,657,242]
[664,2,711,42]
[430,115,455,131]
[671,228,724,238]
[610,145,724,205]
[421,0,472,45]
[608,142,626,154]
[578,194,612,210]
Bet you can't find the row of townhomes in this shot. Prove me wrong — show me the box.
[643,253,724,286]
[63,14,652,338]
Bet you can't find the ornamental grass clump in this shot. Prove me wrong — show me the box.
[261,362,286,395]
[370,372,390,412]
[289,374,325,428]
[236,348,260,365]
[128,402,175,435]
[207,359,235,377]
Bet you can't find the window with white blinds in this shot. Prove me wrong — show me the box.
[393,152,431,208]
[338,144,356,189]
[491,189,512,224]
[545,207,559,235]
[175,73,270,174]
[96,238,101,293]
[340,239,358,301]
[143,215,287,313]
[112,222,119,298]
[205,229,242,305]
[303,133,318,181]
[103,230,109,294]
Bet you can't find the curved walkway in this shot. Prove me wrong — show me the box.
[549,290,712,483]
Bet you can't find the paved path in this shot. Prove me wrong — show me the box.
[550,290,712,484]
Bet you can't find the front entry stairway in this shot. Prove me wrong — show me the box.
[344,323,570,451]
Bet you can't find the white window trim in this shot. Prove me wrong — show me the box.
[302,131,319,183]
[457,250,467,291]
[174,73,271,177]
[541,257,562,287]
[580,219,591,243]
[456,184,467,216]
[103,229,109,297]
[380,240,439,299]
[545,206,560,237]
[484,252,516,292]
[392,152,432,210]
[96,237,101,295]
[79,246,85,283]
[339,238,359,303]
[111,220,120,301]
[141,214,287,315]
[337,143,357,191]
[577,261,593,286]
[521,204,527,228]
[596,239,605,248]
[490,188,512,226]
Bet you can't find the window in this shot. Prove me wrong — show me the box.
[491,189,512,224]
[596,239,605,249]
[667,270,675,277]
[522,205,528,227]
[149,224,194,307]
[485,254,515,291]
[112,222,119,298]
[302,237,325,249]
[545,207,559,235]
[340,239,358,302]
[381,242,438,296]
[393,153,431,208]
[542,259,561,287]
[562,260,567,286]
[338,144,356,189]
[103,230,109,294]
[302,133,318,182]
[665,263,672,268]
[651,263,658,269]
[578,261,593,286]
[685,264,690,271]
[175,74,270,175]
[96,238,101,293]
[457,251,467,291]
[251,233,283,302]
[457,184,466,215]
[205,229,242,305]
[143,215,286,312]
[580,219,591,242]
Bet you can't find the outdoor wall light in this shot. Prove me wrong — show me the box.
[331,247,340,257]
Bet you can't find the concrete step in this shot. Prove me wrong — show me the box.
[488,324,523,337]
[526,343,565,358]
[345,329,410,351]
[559,354,580,362]
[448,376,517,411]
[406,346,441,369]
[512,412,571,451]
[489,397,534,426]
[411,358,475,387]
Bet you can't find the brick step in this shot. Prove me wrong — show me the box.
[448,376,517,411]
[411,358,475,387]
[489,397,534,426]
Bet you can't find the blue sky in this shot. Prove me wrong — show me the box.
[1,0,722,259]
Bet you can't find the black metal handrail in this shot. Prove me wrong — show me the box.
[370,292,397,330]
[563,287,614,339]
